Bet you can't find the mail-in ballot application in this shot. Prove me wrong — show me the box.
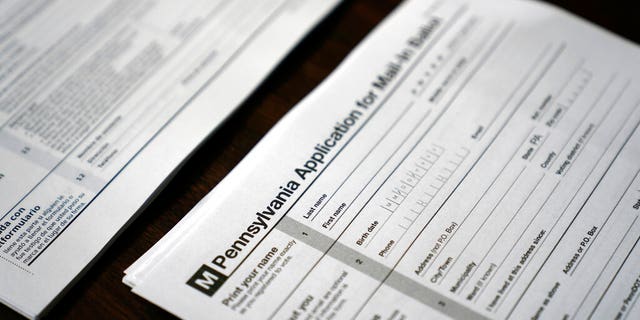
[126,0,640,318]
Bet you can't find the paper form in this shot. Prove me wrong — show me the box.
[0,0,340,317]
[125,0,640,319]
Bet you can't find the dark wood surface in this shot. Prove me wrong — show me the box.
[2,0,639,319]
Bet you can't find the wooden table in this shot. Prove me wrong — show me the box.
[2,0,639,318]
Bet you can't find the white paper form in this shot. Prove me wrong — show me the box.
[0,0,340,318]
[125,0,640,319]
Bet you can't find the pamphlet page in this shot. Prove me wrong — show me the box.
[0,0,340,318]
[126,0,640,319]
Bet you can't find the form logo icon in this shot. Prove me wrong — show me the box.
[187,264,228,296]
